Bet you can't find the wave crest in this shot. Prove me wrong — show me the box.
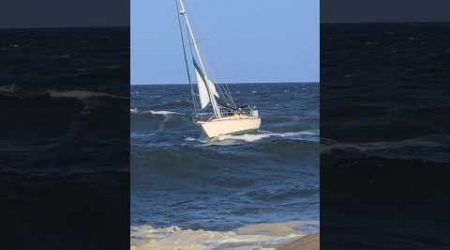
[130,108,182,116]
[131,221,318,250]
[46,90,126,100]
[214,130,319,143]
[0,83,17,94]
[321,134,450,162]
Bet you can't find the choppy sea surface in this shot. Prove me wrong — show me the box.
[0,28,129,176]
[321,23,450,163]
[131,83,319,249]
[321,23,450,249]
[0,28,129,249]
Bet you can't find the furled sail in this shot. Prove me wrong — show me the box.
[193,60,219,109]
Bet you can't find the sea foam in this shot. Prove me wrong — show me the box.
[130,108,181,116]
[215,130,319,143]
[46,90,125,99]
[130,221,318,250]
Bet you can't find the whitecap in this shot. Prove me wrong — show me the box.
[184,137,196,142]
[0,83,17,94]
[212,130,319,144]
[321,134,447,153]
[46,90,126,100]
[144,110,181,116]
[130,109,181,116]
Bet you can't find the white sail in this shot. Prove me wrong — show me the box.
[195,68,220,109]
[195,68,210,109]
[207,79,219,98]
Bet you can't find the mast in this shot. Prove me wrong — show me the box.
[177,0,222,118]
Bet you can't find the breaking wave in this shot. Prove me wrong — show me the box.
[130,108,182,116]
[179,131,320,148]
[131,109,189,133]
[213,130,319,143]
[45,90,126,100]
[130,221,318,250]
[0,83,17,94]
[321,134,450,163]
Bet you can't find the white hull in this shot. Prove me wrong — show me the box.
[197,116,261,138]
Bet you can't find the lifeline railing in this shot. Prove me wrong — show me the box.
[194,106,259,122]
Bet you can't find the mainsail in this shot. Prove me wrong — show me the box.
[193,60,219,109]
[176,0,229,118]
[174,0,261,138]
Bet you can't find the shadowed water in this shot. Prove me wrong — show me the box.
[321,23,450,249]
[0,28,129,249]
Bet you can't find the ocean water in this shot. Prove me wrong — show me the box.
[321,23,450,161]
[131,83,319,249]
[0,28,129,176]
[321,23,450,249]
[0,28,129,249]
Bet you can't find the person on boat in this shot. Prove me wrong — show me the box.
[251,106,259,117]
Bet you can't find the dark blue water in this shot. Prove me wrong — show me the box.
[0,28,129,249]
[321,23,450,162]
[0,28,129,175]
[321,23,450,249]
[131,82,319,231]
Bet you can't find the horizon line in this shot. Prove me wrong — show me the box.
[0,25,129,30]
[131,81,319,86]
[2,21,449,30]
[321,20,450,25]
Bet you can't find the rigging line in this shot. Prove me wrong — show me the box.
[183,6,215,114]
[185,27,200,112]
[211,72,228,102]
[201,46,236,107]
[179,0,221,118]
[183,5,230,109]
[208,64,235,107]
[188,40,199,112]
[189,36,221,114]
[174,0,198,113]
[222,81,236,107]
[218,81,235,108]
[188,32,201,113]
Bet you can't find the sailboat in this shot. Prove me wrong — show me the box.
[175,0,261,138]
